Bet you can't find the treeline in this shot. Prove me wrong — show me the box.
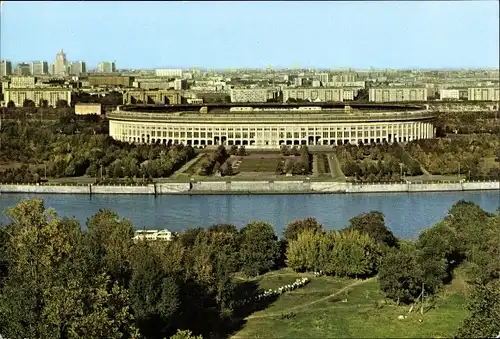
[0,117,196,183]
[0,199,498,338]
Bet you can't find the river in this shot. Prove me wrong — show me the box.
[0,191,498,239]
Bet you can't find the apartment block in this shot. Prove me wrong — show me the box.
[173,79,187,91]
[283,88,343,102]
[97,62,116,73]
[369,87,428,102]
[70,61,87,75]
[3,88,73,107]
[439,89,460,100]
[318,73,329,84]
[230,88,269,103]
[0,61,13,77]
[155,69,183,78]
[342,89,357,101]
[10,76,37,88]
[326,81,366,89]
[87,75,134,87]
[123,89,182,105]
[468,87,500,101]
[75,103,102,115]
[30,61,49,75]
[15,63,31,76]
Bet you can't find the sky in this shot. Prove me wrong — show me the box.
[0,1,499,70]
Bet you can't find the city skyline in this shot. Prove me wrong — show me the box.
[0,1,499,69]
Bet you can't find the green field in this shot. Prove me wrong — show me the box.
[231,270,468,339]
[236,154,283,173]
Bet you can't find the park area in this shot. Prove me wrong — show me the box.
[230,269,468,339]
[404,135,500,180]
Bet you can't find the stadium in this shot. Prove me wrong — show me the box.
[106,103,437,148]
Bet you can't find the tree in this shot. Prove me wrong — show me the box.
[0,199,138,338]
[6,100,15,108]
[239,222,279,277]
[171,329,203,339]
[85,209,135,285]
[456,280,500,338]
[56,99,69,108]
[326,230,381,277]
[23,99,36,107]
[344,211,397,247]
[130,243,180,338]
[286,230,322,272]
[378,241,430,304]
[283,217,324,242]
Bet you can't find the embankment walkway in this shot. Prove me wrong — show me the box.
[0,180,498,195]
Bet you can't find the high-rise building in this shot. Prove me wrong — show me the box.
[0,61,13,77]
[97,62,116,73]
[70,61,86,75]
[15,63,31,76]
[318,73,329,84]
[54,49,68,77]
[30,61,49,75]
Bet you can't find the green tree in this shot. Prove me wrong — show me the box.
[456,281,500,338]
[344,211,397,247]
[286,230,322,272]
[0,199,138,338]
[130,243,180,338]
[283,217,324,242]
[239,222,279,277]
[326,230,381,277]
[378,242,424,304]
[170,329,203,339]
[85,209,135,285]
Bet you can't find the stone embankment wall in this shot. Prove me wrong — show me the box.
[0,180,498,195]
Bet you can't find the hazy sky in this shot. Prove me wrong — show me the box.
[1,1,499,69]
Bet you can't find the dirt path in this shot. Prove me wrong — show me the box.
[245,277,375,320]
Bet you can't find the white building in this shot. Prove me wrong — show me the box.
[318,73,329,84]
[54,49,68,77]
[369,87,428,102]
[173,79,187,90]
[439,89,460,100]
[133,229,172,242]
[30,61,49,75]
[0,60,13,77]
[155,69,183,78]
[468,87,500,101]
[70,61,86,75]
[10,76,36,88]
[283,87,344,102]
[97,61,116,73]
[230,88,269,103]
[342,89,357,101]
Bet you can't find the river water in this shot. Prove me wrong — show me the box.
[0,192,498,239]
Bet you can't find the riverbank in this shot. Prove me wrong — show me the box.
[0,180,498,195]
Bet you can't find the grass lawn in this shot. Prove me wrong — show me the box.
[236,154,283,173]
[231,270,468,339]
